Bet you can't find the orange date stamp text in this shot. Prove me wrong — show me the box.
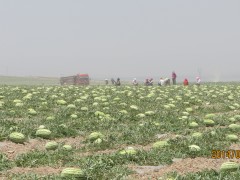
[212,150,240,159]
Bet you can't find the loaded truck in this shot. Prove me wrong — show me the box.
[60,74,90,85]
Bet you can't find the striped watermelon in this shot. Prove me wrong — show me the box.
[36,129,51,139]
[9,132,26,144]
[60,168,85,178]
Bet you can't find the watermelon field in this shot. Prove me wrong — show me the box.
[1,84,240,179]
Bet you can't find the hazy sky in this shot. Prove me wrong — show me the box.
[0,1,239,81]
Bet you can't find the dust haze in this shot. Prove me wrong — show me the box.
[0,1,239,82]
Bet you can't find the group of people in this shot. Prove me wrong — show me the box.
[105,78,121,86]
[105,72,201,86]
[140,71,177,86]
[183,77,201,86]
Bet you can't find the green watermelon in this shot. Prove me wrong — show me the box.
[226,134,238,142]
[45,141,58,150]
[203,119,215,126]
[36,129,51,139]
[152,141,169,149]
[189,122,199,128]
[88,132,104,142]
[189,145,201,152]
[60,168,85,178]
[9,132,26,144]
[119,147,137,155]
[63,145,73,151]
[220,162,239,172]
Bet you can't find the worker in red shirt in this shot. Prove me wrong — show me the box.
[183,78,189,86]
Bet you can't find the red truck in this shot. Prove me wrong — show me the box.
[60,74,90,85]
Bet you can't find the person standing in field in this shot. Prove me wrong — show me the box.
[105,79,109,85]
[149,78,153,86]
[132,78,138,86]
[111,78,115,85]
[183,78,189,86]
[145,79,149,86]
[116,78,121,86]
[165,78,170,86]
[196,77,201,86]
[158,78,164,86]
[172,71,177,85]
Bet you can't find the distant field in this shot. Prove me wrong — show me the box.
[0,76,59,86]
[0,76,239,86]
[0,76,131,86]
[0,76,106,86]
